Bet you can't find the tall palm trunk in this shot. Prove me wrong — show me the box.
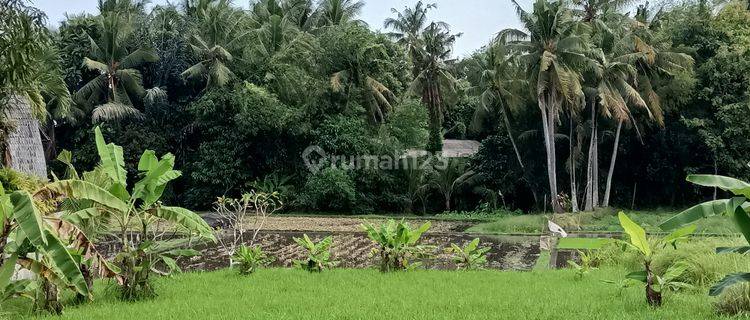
[424,74,443,153]
[2,94,48,179]
[584,101,600,211]
[584,110,594,211]
[501,109,525,169]
[540,92,563,213]
[444,194,451,212]
[569,115,579,212]
[593,126,599,207]
[602,120,623,207]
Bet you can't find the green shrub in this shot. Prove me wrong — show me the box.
[469,134,526,208]
[298,168,356,212]
[387,99,428,149]
[232,245,274,275]
[313,115,372,156]
[714,283,750,316]
[293,234,337,272]
[362,220,434,272]
[351,168,407,214]
[185,84,302,208]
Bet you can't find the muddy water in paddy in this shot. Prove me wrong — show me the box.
[101,217,541,271]
[181,231,540,272]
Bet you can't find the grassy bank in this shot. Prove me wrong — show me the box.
[467,209,737,235]
[5,268,727,320]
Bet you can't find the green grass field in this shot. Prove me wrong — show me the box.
[4,268,728,320]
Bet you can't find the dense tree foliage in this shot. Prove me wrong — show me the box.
[3,0,750,214]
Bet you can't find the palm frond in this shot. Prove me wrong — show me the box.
[91,103,145,123]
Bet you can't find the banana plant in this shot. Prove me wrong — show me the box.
[41,127,215,301]
[362,220,434,272]
[618,211,695,307]
[659,175,750,296]
[567,250,598,280]
[445,238,490,270]
[292,234,337,272]
[0,185,90,314]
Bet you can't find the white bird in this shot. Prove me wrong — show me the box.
[548,220,568,238]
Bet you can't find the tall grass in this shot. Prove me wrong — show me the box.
[468,209,737,235]
[597,236,750,288]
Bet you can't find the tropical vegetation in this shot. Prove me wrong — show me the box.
[2,0,750,318]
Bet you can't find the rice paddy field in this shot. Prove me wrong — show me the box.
[4,268,730,320]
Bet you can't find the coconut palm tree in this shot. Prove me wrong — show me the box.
[383,1,435,44]
[591,48,648,207]
[246,2,316,102]
[570,0,634,210]
[471,41,528,170]
[383,1,445,77]
[282,0,317,31]
[182,0,252,90]
[0,0,71,178]
[74,9,158,123]
[411,22,460,153]
[597,3,692,207]
[329,42,396,124]
[501,0,590,213]
[315,0,366,27]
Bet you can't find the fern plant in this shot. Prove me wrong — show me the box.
[232,245,274,275]
[293,234,337,272]
[362,220,434,272]
[445,238,490,270]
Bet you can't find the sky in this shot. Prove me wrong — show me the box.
[32,0,531,57]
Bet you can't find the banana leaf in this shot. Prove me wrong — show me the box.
[10,191,47,247]
[687,175,750,198]
[150,206,215,241]
[709,273,750,296]
[45,180,129,213]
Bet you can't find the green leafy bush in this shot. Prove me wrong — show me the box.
[232,245,274,275]
[387,99,429,149]
[185,84,303,208]
[298,168,356,212]
[362,220,433,272]
[293,234,337,272]
[313,115,372,156]
[445,238,490,270]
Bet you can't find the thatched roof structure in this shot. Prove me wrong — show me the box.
[3,94,47,179]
